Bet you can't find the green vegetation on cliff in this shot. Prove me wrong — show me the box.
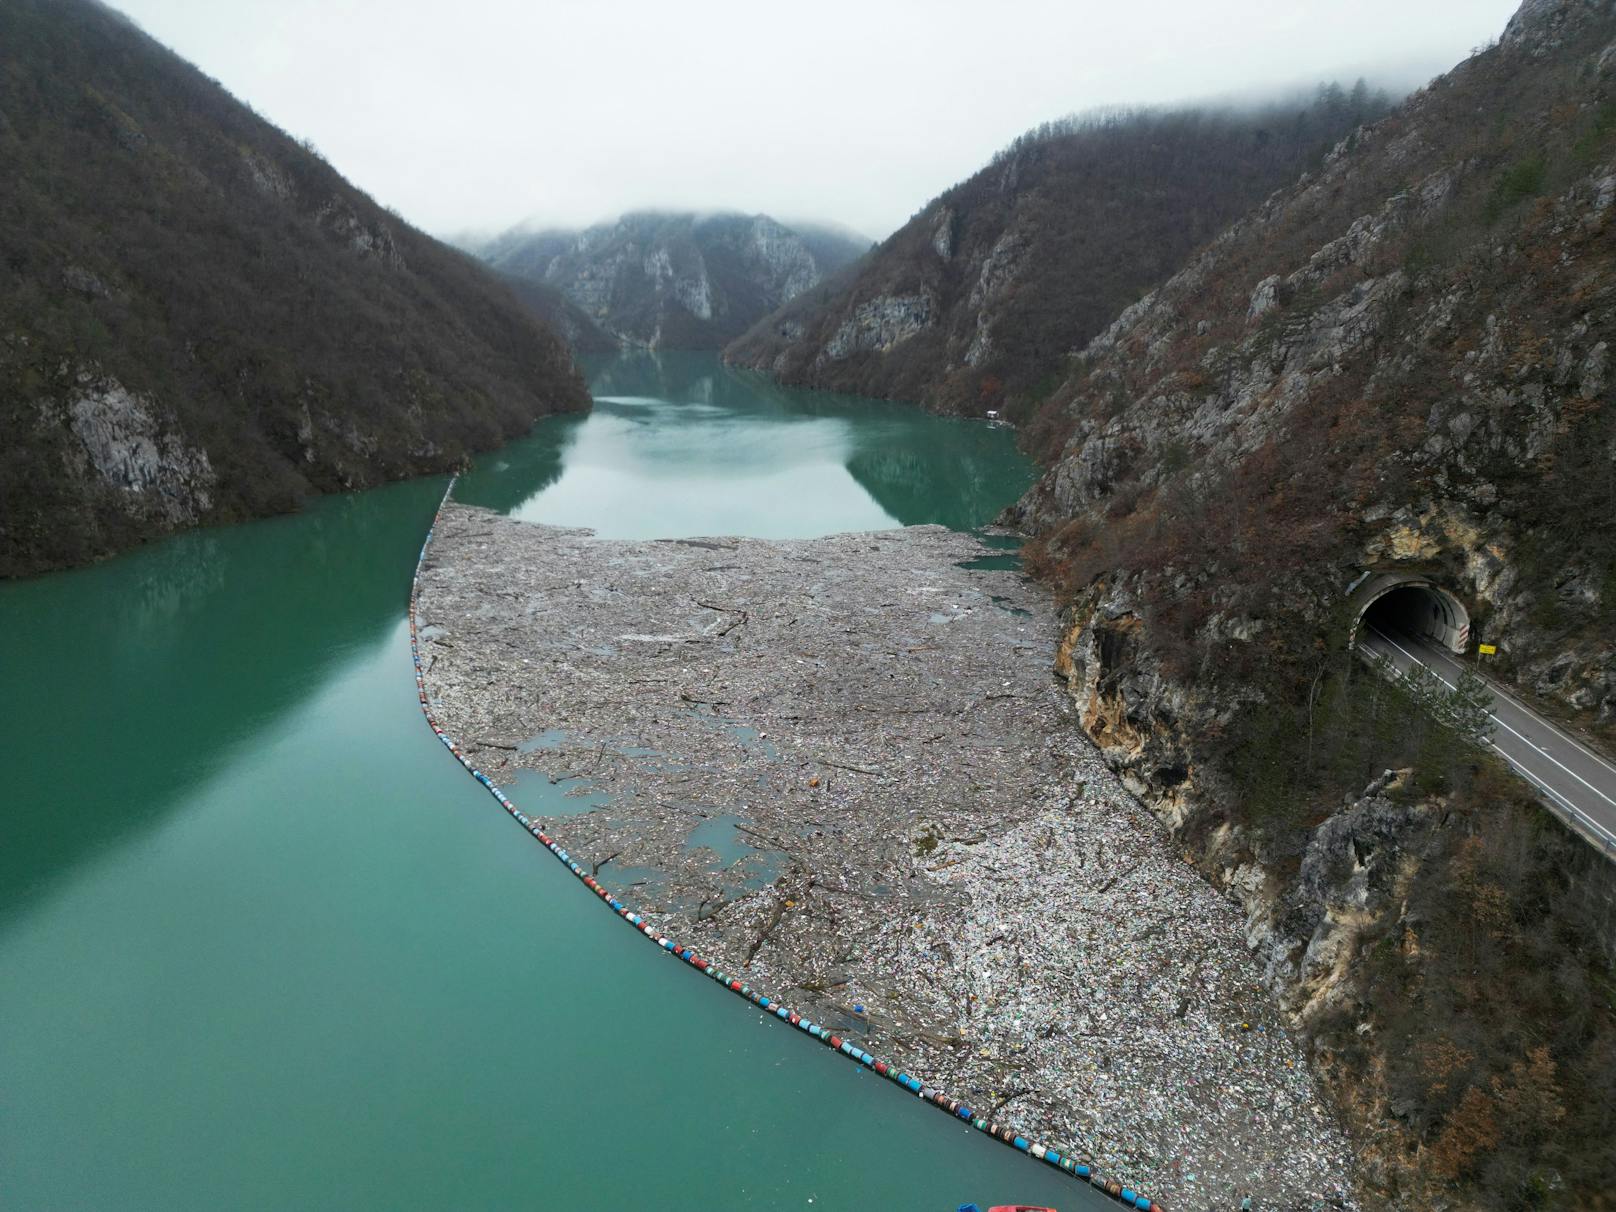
[0,0,590,577]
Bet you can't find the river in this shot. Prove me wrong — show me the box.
[0,352,1108,1209]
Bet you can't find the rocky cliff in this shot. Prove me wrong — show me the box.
[481,212,868,349]
[1011,0,1616,1203]
[725,89,1394,417]
[0,0,590,578]
[494,273,617,354]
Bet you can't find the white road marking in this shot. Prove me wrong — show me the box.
[1422,643,1616,780]
[1499,751,1615,844]
[1364,625,1616,812]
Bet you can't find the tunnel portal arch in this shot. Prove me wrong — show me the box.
[1348,573,1472,655]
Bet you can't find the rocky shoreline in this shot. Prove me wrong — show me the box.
[414,503,1359,1209]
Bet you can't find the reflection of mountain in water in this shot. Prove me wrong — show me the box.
[589,350,795,416]
[446,351,1033,538]
[0,478,451,917]
[454,416,577,514]
[842,446,1021,533]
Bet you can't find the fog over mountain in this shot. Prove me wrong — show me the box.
[107,0,1518,240]
[481,211,870,349]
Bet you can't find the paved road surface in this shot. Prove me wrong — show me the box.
[1359,623,1616,858]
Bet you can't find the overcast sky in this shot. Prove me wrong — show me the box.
[110,0,1522,241]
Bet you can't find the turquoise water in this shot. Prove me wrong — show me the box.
[455,350,1033,538]
[0,354,1099,1209]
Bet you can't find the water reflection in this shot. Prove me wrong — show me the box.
[0,363,1097,1209]
[5,363,1031,916]
[455,351,1033,538]
[0,478,449,915]
[454,416,575,515]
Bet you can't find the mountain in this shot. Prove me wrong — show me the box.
[788,219,877,281]
[481,211,869,349]
[494,274,617,354]
[0,0,590,578]
[724,88,1395,415]
[1009,0,1616,1203]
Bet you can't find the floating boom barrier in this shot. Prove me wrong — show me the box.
[408,477,1164,1211]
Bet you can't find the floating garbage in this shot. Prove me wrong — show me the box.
[404,476,1169,1211]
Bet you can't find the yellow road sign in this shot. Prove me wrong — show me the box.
[1478,643,1497,655]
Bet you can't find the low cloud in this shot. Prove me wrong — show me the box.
[114,0,1521,239]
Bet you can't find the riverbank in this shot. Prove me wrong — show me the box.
[415,503,1359,1208]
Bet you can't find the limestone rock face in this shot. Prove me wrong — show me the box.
[1019,8,1616,1197]
[930,206,954,259]
[317,199,404,268]
[1504,0,1593,47]
[62,377,216,523]
[482,212,866,349]
[961,230,1027,368]
[1052,574,1424,939]
[821,293,934,360]
[726,96,1392,414]
[1013,0,1616,725]
[738,214,820,303]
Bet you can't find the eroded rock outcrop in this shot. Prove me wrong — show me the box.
[481,212,867,349]
[726,91,1395,414]
[821,292,934,360]
[1016,0,1616,726]
[58,376,216,523]
[1014,2,1616,1203]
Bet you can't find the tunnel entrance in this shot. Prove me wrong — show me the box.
[1351,575,1471,654]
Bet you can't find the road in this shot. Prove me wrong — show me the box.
[1358,623,1616,858]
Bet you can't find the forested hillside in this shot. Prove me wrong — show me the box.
[725,87,1392,414]
[495,273,617,354]
[482,211,869,349]
[1010,0,1616,1203]
[0,0,589,577]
